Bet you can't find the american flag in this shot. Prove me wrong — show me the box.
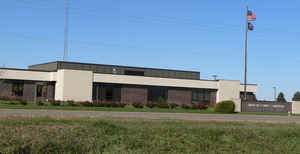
[247,10,256,21]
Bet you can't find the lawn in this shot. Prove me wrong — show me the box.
[0,100,290,116]
[0,117,299,153]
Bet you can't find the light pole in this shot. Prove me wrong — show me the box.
[212,75,218,80]
[273,87,277,101]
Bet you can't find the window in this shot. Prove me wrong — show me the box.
[37,85,47,97]
[105,87,114,101]
[124,70,144,76]
[192,89,211,104]
[148,86,168,102]
[93,84,121,102]
[12,81,24,96]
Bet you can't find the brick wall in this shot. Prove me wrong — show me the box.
[210,91,217,106]
[167,89,192,105]
[23,82,35,101]
[121,86,148,104]
[0,80,12,97]
[0,80,55,102]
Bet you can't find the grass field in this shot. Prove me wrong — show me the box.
[0,117,299,153]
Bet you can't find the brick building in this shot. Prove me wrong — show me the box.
[0,61,258,106]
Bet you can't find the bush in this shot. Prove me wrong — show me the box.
[0,96,14,101]
[191,102,208,110]
[181,104,191,109]
[37,101,44,106]
[214,101,235,113]
[80,101,94,107]
[50,101,61,106]
[132,102,144,108]
[146,102,156,108]
[15,98,27,106]
[169,103,179,109]
[92,101,126,108]
[19,100,28,106]
[67,100,79,106]
[156,97,169,108]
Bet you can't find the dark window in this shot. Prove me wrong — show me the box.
[12,81,24,96]
[93,84,121,102]
[192,89,211,104]
[148,86,168,102]
[37,85,47,97]
[124,70,144,76]
[105,87,114,101]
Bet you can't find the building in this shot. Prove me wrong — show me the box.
[0,61,258,107]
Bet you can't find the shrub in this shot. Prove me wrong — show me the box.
[117,102,126,108]
[37,101,44,106]
[191,102,208,110]
[169,103,179,109]
[15,98,27,106]
[156,97,169,108]
[19,100,28,106]
[146,102,156,108]
[50,101,61,106]
[81,101,94,107]
[181,104,191,109]
[67,100,79,106]
[0,96,13,101]
[293,91,300,101]
[91,101,126,108]
[214,101,235,113]
[132,102,144,108]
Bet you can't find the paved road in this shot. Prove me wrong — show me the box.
[0,109,300,123]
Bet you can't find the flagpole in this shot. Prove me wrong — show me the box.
[244,5,249,101]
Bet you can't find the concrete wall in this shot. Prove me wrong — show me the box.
[217,80,240,102]
[216,80,242,112]
[292,101,300,114]
[240,84,258,93]
[55,70,93,102]
[0,69,56,82]
[94,73,219,89]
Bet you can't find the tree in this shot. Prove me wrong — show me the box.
[277,92,287,102]
[292,91,300,101]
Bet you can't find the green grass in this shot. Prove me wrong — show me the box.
[0,117,299,153]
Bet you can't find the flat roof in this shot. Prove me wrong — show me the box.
[29,61,200,73]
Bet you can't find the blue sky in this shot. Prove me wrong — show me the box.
[0,0,299,100]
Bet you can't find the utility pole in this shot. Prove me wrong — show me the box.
[63,0,70,61]
[243,5,249,101]
[273,87,277,101]
[212,75,218,80]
